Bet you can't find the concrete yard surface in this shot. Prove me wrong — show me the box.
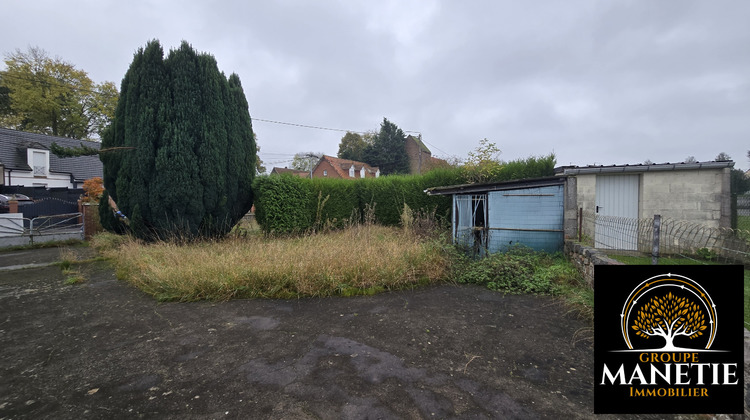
[0,247,747,419]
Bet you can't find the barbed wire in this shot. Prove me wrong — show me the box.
[578,210,750,265]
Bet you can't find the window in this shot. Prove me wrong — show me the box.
[375,169,380,178]
[28,149,49,177]
[348,166,355,177]
[323,170,328,177]
[360,167,365,178]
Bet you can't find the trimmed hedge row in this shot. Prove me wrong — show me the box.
[253,155,555,234]
[253,175,312,234]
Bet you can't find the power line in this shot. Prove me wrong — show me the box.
[4,72,454,155]
[258,152,297,157]
[420,138,451,157]
[253,117,421,135]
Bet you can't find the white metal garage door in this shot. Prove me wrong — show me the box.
[594,174,639,250]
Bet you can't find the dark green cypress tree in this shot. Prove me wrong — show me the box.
[225,74,256,224]
[102,40,168,239]
[100,40,256,240]
[362,118,410,175]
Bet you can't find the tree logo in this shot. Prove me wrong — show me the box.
[595,266,744,415]
[620,273,716,351]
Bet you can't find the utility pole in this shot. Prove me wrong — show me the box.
[305,153,319,179]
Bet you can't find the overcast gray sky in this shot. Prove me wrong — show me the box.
[2,0,748,171]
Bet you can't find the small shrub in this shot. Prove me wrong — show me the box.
[82,177,104,203]
[454,246,581,295]
[58,248,75,271]
[63,268,86,285]
[695,247,717,261]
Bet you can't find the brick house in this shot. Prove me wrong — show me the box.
[270,167,310,178]
[405,135,447,175]
[311,155,380,179]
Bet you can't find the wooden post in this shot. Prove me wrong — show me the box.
[652,214,661,265]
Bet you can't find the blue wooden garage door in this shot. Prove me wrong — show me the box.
[487,185,564,253]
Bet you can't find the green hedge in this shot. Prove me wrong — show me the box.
[253,155,555,234]
[309,177,360,228]
[253,175,312,234]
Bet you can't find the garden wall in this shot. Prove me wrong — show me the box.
[564,240,624,287]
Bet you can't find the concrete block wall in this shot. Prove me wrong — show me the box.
[572,167,731,229]
[564,240,624,287]
[575,176,596,213]
[639,168,728,228]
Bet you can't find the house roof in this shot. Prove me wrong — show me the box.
[0,127,103,182]
[407,135,431,154]
[426,176,566,196]
[270,167,310,178]
[315,155,379,179]
[554,160,734,176]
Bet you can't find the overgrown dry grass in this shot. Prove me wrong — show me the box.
[92,224,450,301]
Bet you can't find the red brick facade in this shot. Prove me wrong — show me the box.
[405,135,447,175]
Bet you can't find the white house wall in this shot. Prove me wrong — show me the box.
[4,169,74,189]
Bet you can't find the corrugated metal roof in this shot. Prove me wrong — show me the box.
[554,161,734,176]
[0,127,102,182]
[425,176,566,196]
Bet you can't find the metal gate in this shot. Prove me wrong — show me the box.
[0,213,83,245]
[21,197,80,220]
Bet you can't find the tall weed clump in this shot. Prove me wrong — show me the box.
[99,224,451,301]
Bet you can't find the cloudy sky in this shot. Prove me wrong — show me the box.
[2,1,748,170]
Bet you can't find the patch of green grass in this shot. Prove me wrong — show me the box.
[62,268,86,285]
[608,255,720,265]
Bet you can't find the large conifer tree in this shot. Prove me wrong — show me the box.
[102,40,256,239]
[362,118,410,175]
